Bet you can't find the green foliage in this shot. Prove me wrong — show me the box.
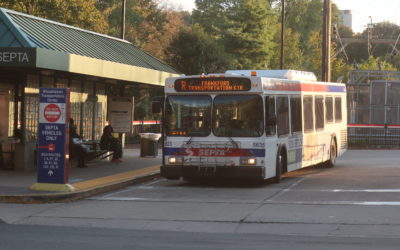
[0,0,108,33]
[331,58,352,83]
[223,0,276,69]
[165,25,233,75]
[4,0,397,81]
[358,56,396,71]
[337,25,353,38]
[101,0,166,47]
[346,22,400,66]
[193,0,276,69]
[270,27,304,69]
[305,31,322,79]
[192,0,231,37]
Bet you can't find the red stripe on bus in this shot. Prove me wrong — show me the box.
[265,82,328,92]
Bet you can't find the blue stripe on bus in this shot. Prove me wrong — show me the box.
[327,85,345,92]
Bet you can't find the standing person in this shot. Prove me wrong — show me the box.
[100,125,123,163]
[69,118,87,168]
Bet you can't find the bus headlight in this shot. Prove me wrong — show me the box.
[240,157,257,165]
[168,156,183,164]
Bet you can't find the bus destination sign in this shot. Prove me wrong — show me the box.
[174,77,251,92]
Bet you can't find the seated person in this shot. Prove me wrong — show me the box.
[69,118,87,168]
[100,125,123,163]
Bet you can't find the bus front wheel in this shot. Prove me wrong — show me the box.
[274,149,286,183]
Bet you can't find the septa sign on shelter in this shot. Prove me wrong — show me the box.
[37,88,70,184]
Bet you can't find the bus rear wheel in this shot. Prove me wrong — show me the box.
[326,139,337,168]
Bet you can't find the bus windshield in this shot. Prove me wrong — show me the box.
[213,95,264,137]
[165,95,211,136]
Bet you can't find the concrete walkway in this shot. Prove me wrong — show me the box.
[0,148,161,204]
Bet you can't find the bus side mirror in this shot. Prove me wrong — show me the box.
[267,115,276,126]
[152,101,162,113]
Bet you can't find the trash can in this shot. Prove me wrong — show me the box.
[139,133,161,157]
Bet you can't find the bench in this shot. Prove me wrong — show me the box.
[80,140,114,161]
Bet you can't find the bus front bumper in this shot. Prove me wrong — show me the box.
[160,165,265,180]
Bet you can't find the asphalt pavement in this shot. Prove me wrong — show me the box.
[0,146,162,204]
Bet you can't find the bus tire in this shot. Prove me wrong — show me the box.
[274,147,286,183]
[326,138,337,168]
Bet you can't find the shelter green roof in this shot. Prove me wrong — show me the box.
[0,7,178,74]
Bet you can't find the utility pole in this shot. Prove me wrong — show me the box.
[121,0,126,40]
[322,0,331,82]
[280,0,285,69]
[367,16,373,56]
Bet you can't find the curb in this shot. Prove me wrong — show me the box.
[0,172,160,204]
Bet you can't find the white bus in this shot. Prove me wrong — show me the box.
[156,70,347,182]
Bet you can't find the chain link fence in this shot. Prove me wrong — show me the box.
[348,70,400,148]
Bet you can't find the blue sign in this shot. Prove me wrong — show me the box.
[37,88,70,184]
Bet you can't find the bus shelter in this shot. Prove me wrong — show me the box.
[0,8,179,170]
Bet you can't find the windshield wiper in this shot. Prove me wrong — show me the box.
[186,136,194,145]
[228,136,239,148]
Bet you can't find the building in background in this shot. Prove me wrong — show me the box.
[339,10,353,31]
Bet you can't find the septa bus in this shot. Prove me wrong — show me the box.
[154,70,347,182]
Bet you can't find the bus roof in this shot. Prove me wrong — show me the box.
[225,70,317,82]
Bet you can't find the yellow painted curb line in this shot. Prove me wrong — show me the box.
[71,165,160,191]
[29,183,76,192]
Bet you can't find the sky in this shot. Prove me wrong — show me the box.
[160,0,400,33]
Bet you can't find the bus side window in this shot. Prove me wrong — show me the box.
[303,96,314,133]
[265,96,276,136]
[290,95,302,133]
[335,97,342,122]
[325,96,333,123]
[315,96,324,130]
[277,96,289,136]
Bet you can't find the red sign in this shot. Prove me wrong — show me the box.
[43,104,61,123]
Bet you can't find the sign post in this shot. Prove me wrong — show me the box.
[30,88,75,192]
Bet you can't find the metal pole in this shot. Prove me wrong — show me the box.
[280,0,285,69]
[322,0,331,82]
[121,0,126,40]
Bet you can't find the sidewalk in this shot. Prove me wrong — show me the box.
[0,147,162,204]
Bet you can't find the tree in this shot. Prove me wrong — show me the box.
[0,0,108,33]
[99,0,166,48]
[142,9,187,61]
[194,0,277,69]
[358,56,396,71]
[270,27,304,70]
[331,58,352,83]
[284,0,323,48]
[304,30,322,79]
[192,0,231,37]
[165,25,233,75]
[224,0,276,69]
[345,22,400,66]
